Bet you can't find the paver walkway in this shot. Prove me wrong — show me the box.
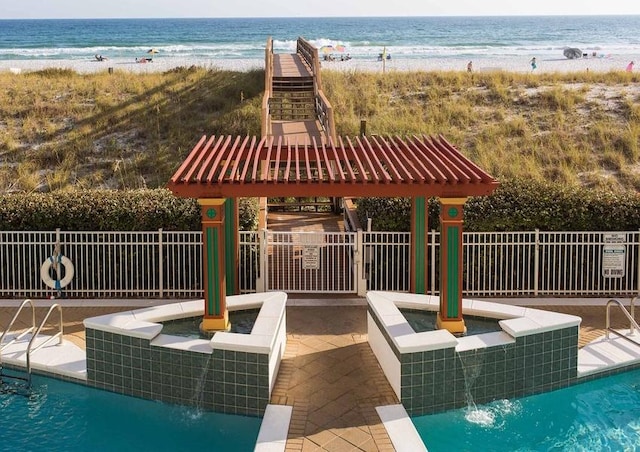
[271,306,397,451]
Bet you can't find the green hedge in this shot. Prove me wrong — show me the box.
[0,189,258,231]
[2,180,637,232]
[356,179,640,232]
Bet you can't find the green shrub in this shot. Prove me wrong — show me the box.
[355,179,640,232]
[0,189,258,232]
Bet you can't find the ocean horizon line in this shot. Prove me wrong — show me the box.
[2,14,640,21]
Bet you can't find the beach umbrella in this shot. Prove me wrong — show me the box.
[563,48,582,59]
[147,48,159,54]
[335,45,346,52]
[320,45,334,54]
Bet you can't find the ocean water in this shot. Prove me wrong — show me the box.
[0,16,639,62]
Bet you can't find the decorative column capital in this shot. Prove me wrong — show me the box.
[199,198,226,224]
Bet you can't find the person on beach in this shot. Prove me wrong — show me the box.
[95,54,107,62]
[626,61,634,72]
[530,57,537,71]
[467,61,473,73]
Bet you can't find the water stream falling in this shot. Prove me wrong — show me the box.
[189,354,213,417]
[457,350,495,426]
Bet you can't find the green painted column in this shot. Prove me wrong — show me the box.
[436,197,467,335]
[199,198,229,332]
[411,197,429,294]
[224,198,238,295]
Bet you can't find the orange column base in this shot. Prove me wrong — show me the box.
[201,311,230,333]
[436,314,466,335]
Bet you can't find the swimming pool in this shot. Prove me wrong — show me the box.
[0,375,261,452]
[413,367,640,451]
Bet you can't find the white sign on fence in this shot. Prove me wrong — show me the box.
[302,245,320,270]
[602,233,626,278]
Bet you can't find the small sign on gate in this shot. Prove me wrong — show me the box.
[302,245,320,270]
[602,233,626,278]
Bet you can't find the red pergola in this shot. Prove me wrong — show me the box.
[168,134,499,334]
[168,135,498,198]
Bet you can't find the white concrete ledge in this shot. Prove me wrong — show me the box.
[83,292,288,354]
[368,291,582,353]
[83,311,163,340]
[396,329,457,353]
[456,331,515,353]
[150,333,212,354]
[255,404,293,452]
[376,404,426,452]
[211,332,273,354]
[0,333,87,381]
[578,330,640,377]
[500,308,580,337]
[211,292,287,354]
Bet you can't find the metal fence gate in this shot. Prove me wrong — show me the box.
[262,231,357,293]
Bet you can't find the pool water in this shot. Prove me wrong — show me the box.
[413,367,640,451]
[161,309,260,339]
[0,375,261,452]
[399,309,503,335]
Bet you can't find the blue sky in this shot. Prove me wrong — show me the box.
[2,0,639,19]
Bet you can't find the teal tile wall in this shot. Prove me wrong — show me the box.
[399,326,579,416]
[367,308,581,416]
[85,328,268,417]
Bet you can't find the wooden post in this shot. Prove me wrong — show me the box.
[360,120,367,137]
[199,198,229,332]
[410,197,429,294]
[436,197,467,335]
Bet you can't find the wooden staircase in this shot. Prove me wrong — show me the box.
[270,76,316,121]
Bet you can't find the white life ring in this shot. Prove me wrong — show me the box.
[40,255,75,290]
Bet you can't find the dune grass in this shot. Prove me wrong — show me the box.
[322,69,640,191]
[0,67,638,192]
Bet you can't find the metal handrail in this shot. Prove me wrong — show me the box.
[0,299,36,355]
[606,297,640,340]
[25,303,63,384]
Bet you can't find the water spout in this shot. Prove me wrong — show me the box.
[190,354,213,415]
[457,350,495,426]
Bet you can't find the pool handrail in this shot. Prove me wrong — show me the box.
[605,297,640,342]
[0,298,36,354]
[26,303,63,385]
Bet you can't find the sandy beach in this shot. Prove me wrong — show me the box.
[1,53,636,75]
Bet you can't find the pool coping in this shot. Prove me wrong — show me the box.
[376,404,427,452]
[255,404,293,452]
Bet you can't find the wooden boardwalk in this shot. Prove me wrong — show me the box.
[273,54,313,78]
[267,44,328,145]
[270,119,325,145]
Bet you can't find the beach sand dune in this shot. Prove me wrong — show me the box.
[1,54,636,75]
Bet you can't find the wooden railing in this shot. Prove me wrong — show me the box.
[261,37,274,138]
[264,36,337,143]
[343,198,363,232]
[315,91,337,143]
[296,37,320,91]
[296,37,335,142]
